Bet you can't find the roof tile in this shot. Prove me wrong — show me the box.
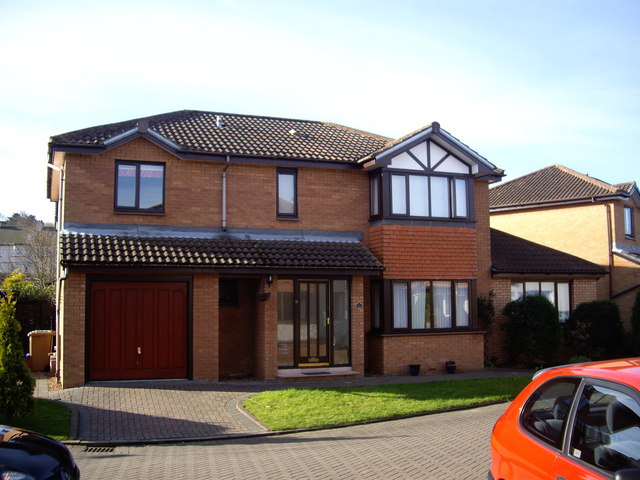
[491,229,606,275]
[60,233,384,272]
[490,165,635,209]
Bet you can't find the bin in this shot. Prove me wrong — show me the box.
[27,330,55,372]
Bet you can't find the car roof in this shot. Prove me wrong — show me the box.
[535,358,640,389]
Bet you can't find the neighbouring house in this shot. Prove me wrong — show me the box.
[487,228,606,363]
[489,165,640,327]
[47,110,510,387]
[0,224,29,275]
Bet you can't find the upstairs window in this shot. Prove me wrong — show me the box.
[390,174,468,219]
[115,161,165,213]
[277,168,297,218]
[624,206,634,238]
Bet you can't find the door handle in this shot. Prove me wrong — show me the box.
[137,346,142,355]
[327,317,331,325]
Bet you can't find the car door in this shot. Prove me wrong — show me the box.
[554,381,640,480]
[511,378,582,480]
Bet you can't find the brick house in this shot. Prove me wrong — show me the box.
[490,165,640,328]
[487,228,606,363]
[48,109,572,387]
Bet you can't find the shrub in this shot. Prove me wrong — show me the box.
[629,290,640,355]
[502,295,561,368]
[0,276,35,423]
[566,300,624,360]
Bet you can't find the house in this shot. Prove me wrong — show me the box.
[0,224,29,275]
[487,228,606,362]
[489,165,640,327]
[47,109,505,388]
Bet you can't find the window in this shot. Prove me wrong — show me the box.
[370,176,381,217]
[511,281,571,322]
[277,168,297,218]
[624,206,634,237]
[388,173,468,219]
[570,383,640,473]
[115,161,165,213]
[520,379,580,450]
[391,280,470,331]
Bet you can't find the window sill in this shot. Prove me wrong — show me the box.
[368,329,484,337]
[277,216,299,221]
[114,210,166,216]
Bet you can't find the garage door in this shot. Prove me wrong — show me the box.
[89,281,188,381]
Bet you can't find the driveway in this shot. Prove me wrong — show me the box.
[69,402,508,479]
[36,369,528,444]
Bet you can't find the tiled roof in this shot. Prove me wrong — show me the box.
[490,165,635,209]
[491,229,606,275]
[60,233,384,272]
[50,110,391,164]
[0,227,28,245]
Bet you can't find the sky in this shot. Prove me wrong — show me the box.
[1,0,638,224]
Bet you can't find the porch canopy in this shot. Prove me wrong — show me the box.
[60,231,383,275]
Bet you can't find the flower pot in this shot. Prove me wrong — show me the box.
[446,364,456,374]
[409,364,420,376]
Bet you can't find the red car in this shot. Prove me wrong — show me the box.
[490,358,640,480]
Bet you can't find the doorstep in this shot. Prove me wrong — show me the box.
[277,366,361,383]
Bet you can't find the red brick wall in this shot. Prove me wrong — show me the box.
[59,271,86,388]
[367,333,484,375]
[367,224,478,279]
[192,274,218,381]
[351,276,365,375]
[62,139,370,235]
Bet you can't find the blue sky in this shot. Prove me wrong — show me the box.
[1,0,638,223]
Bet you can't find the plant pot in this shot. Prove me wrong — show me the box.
[446,364,456,374]
[409,364,420,376]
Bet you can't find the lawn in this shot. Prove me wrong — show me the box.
[1,398,70,440]
[244,376,531,431]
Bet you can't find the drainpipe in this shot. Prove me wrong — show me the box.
[222,155,230,232]
[606,203,614,299]
[47,162,64,380]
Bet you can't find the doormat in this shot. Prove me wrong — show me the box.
[302,371,331,375]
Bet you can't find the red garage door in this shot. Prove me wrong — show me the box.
[89,281,188,381]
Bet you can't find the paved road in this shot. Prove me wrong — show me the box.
[70,403,507,479]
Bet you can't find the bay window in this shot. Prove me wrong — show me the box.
[383,172,469,220]
[382,279,472,332]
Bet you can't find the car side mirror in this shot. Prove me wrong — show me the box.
[615,469,640,480]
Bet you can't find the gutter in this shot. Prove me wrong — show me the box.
[46,162,65,380]
[222,155,230,232]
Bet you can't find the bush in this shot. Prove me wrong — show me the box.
[0,276,35,423]
[1,270,54,304]
[502,295,561,368]
[566,300,624,360]
[631,290,640,355]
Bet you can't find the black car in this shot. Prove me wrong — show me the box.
[0,425,80,479]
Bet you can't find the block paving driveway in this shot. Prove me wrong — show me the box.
[36,370,527,478]
[69,403,507,479]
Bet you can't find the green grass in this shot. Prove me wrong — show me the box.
[244,376,531,431]
[1,398,70,440]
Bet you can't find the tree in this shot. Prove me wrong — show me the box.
[0,272,35,423]
[2,212,56,287]
[23,225,56,287]
[566,300,624,360]
[502,295,561,368]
